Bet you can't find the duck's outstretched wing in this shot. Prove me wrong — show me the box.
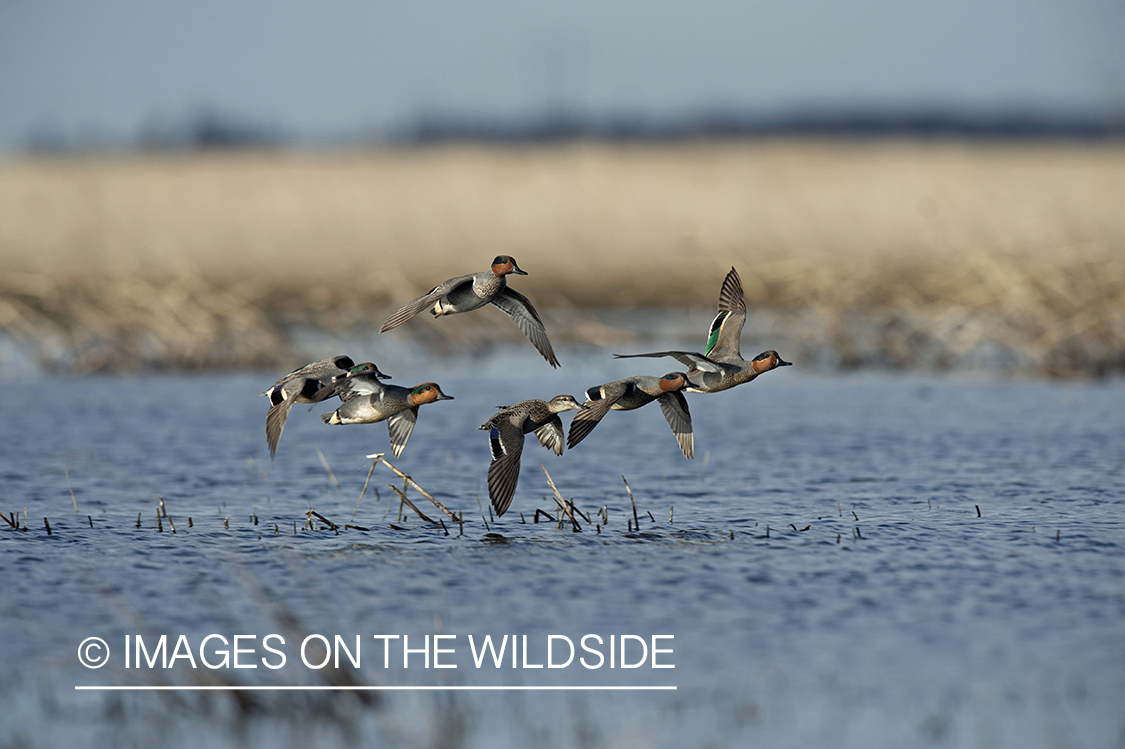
[613,350,727,373]
[486,423,526,516]
[490,287,560,368]
[705,267,747,360]
[567,383,626,449]
[265,397,297,461]
[379,275,473,332]
[386,408,418,457]
[657,391,694,460]
[531,415,566,456]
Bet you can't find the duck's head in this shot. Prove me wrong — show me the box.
[658,372,689,392]
[409,382,454,405]
[349,362,391,380]
[750,351,793,374]
[547,394,581,413]
[491,255,527,276]
[332,355,357,370]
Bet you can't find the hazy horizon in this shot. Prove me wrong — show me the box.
[2,0,1123,152]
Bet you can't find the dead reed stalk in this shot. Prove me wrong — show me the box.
[541,465,580,532]
[384,484,438,526]
[622,476,640,530]
[366,453,458,521]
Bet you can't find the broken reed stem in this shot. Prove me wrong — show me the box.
[44,517,52,535]
[622,475,640,530]
[305,509,339,531]
[385,483,438,526]
[1,512,16,529]
[541,465,580,531]
[65,468,78,513]
[316,449,341,491]
[367,453,458,522]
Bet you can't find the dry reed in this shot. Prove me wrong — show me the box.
[1,140,1122,374]
[366,452,458,521]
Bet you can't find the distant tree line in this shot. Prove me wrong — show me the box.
[25,108,1125,153]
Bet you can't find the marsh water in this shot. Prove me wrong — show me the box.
[1,349,1123,748]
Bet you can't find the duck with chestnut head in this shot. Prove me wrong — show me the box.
[321,375,453,458]
[614,267,791,392]
[380,255,558,367]
[568,372,694,460]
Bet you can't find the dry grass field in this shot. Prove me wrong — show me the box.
[1,140,1122,373]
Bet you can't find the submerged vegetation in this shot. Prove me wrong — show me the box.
[1,140,1122,375]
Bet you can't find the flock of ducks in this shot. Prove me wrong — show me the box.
[262,257,791,518]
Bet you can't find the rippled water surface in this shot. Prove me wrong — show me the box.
[1,356,1123,748]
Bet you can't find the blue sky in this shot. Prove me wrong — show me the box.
[1,0,1122,151]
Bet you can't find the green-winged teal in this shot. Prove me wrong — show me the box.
[568,373,693,459]
[477,394,582,517]
[320,374,453,457]
[262,357,390,460]
[615,267,791,392]
[379,255,559,368]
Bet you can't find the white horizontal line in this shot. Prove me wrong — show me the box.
[75,685,676,692]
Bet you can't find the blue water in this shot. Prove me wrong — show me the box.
[1,354,1123,748]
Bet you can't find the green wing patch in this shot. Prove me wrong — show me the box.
[705,311,729,356]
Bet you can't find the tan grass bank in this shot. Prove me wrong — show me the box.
[1,140,1122,373]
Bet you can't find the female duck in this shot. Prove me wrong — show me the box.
[478,395,582,517]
